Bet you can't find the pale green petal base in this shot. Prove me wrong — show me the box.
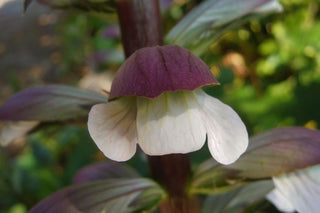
[137,91,206,155]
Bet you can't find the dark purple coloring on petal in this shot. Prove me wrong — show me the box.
[109,45,219,99]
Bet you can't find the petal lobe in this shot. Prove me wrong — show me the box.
[196,90,248,165]
[88,98,138,161]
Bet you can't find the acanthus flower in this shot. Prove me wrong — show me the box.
[88,45,248,165]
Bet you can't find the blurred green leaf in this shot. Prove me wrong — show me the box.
[8,203,27,213]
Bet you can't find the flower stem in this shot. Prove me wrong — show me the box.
[148,154,201,213]
[116,0,200,212]
[116,0,163,57]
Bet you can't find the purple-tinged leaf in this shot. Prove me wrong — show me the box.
[29,178,165,213]
[0,85,108,121]
[192,127,320,189]
[202,180,273,213]
[229,127,320,178]
[0,121,39,146]
[73,161,140,184]
[166,0,282,55]
[110,45,219,99]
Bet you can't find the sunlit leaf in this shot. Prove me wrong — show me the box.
[166,0,282,55]
[0,85,108,121]
[202,180,273,213]
[192,127,320,189]
[73,161,140,184]
[29,178,165,213]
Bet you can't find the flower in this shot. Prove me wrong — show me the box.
[267,164,320,213]
[88,45,248,164]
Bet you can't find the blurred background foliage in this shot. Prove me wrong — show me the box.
[0,0,319,212]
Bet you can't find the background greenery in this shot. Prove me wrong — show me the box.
[0,0,319,212]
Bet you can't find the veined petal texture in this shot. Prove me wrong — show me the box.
[88,98,138,161]
[272,165,320,213]
[137,91,206,155]
[195,90,248,165]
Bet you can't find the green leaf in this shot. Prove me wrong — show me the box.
[166,0,282,55]
[202,180,274,213]
[0,85,108,121]
[29,178,165,213]
[192,127,320,190]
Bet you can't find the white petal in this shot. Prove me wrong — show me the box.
[136,91,206,155]
[266,189,295,213]
[87,98,137,161]
[195,89,248,165]
[272,165,320,213]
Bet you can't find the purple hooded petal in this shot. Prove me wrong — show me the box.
[109,45,219,99]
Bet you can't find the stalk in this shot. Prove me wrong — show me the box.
[116,0,200,212]
[148,154,201,213]
[116,0,163,57]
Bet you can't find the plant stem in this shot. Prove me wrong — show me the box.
[116,0,200,212]
[148,155,201,213]
[116,0,163,57]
